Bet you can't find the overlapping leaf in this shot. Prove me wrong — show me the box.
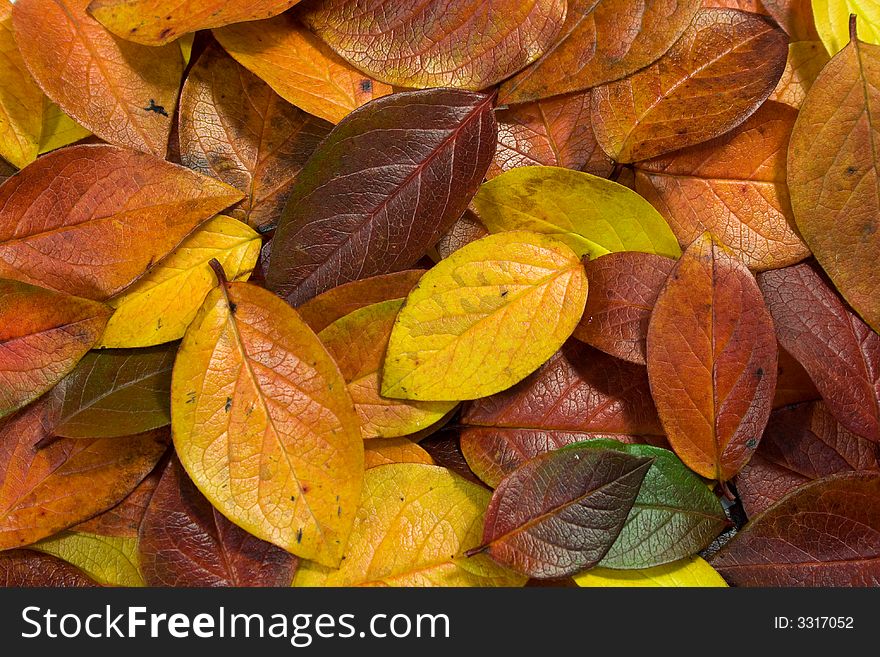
[769,41,830,108]
[33,531,144,586]
[51,344,176,438]
[99,215,260,347]
[266,89,496,305]
[634,102,810,271]
[295,464,525,587]
[214,14,392,124]
[498,0,701,103]
[88,0,301,46]
[758,262,880,442]
[0,280,110,419]
[171,277,363,566]
[812,0,880,53]
[472,167,681,260]
[74,462,163,537]
[382,231,588,401]
[139,458,298,587]
[0,145,242,300]
[302,0,567,90]
[575,557,728,587]
[787,18,880,332]
[647,234,778,481]
[477,446,653,579]
[573,252,675,364]
[0,550,98,586]
[12,0,183,156]
[364,438,434,469]
[591,9,788,163]
[179,44,332,229]
[712,472,880,585]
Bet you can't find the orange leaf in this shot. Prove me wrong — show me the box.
[0,280,110,419]
[214,14,392,124]
[646,234,778,481]
[364,438,434,469]
[634,101,810,271]
[88,0,301,46]
[0,144,243,300]
[12,0,183,156]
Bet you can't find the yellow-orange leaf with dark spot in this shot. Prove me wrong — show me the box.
[12,0,183,156]
[171,279,363,566]
[0,280,110,419]
[0,144,243,300]
[646,234,778,481]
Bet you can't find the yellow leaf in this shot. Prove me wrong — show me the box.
[214,14,392,124]
[38,101,91,154]
[0,1,43,168]
[472,166,682,260]
[178,33,195,65]
[33,532,145,587]
[99,215,261,348]
[813,0,880,53]
[364,437,434,469]
[319,299,457,439]
[171,279,363,566]
[294,463,526,587]
[382,231,588,401]
[575,557,728,587]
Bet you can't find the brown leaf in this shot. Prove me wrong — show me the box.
[773,345,820,408]
[647,233,778,481]
[768,41,830,109]
[761,0,820,41]
[433,210,489,260]
[179,43,332,229]
[0,549,98,586]
[139,458,298,587]
[758,262,880,442]
[499,0,701,103]
[12,0,183,156]
[591,9,788,163]
[634,101,809,271]
[489,91,613,179]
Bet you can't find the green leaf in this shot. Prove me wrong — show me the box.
[565,439,728,569]
[32,531,144,587]
[471,166,681,260]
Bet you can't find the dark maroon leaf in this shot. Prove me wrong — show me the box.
[138,458,299,587]
[712,472,880,586]
[758,262,880,442]
[475,446,653,579]
[265,89,497,305]
[0,549,99,587]
[736,402,880,516]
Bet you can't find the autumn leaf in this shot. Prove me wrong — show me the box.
[758,262,880,442]
[171,274,363,566]
[773,345,821,408]
[302,0,567,90]
[74,462,164,537]
[99,215,261,348]
[787,17,880,332]
[51,344,176,438]
[319,299,456,439]
[591,9,788,163]
[0,145,243,300]
[38,100,92,154]
[476,446,653,579]
[12,0,183,156]
[179,44,332,229]
[571,440,728,569]
[769,41,830,108]
[762,0,821,41]
[647,234,778,481]
[472,167,681,260]
[364,437,434,470]
[460,340,664,488]
[139,458,298,587]
[575,556,728,587]
[0,550,98,587]
[489,91,613,179]
[294,463,525,586]
[573,252,675,365]
[711,472,880,585]
[634,101,810,271]
[214,14,392,125]
[812,0,880,53]
[33,531,145,587]
[736,402,880,517]
[88,0,301,46]
[296,270,423,334]
[0,397,168,550]
[419,434,486,487]
[498,0,701,104]
[434,211,489,261]
[382,231,587,401]
[0,280,110,419]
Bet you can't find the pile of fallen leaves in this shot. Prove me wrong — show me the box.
[0,0,878,588]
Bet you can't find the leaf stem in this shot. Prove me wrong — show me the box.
[850,13,858,43]
[208,258,228,286]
